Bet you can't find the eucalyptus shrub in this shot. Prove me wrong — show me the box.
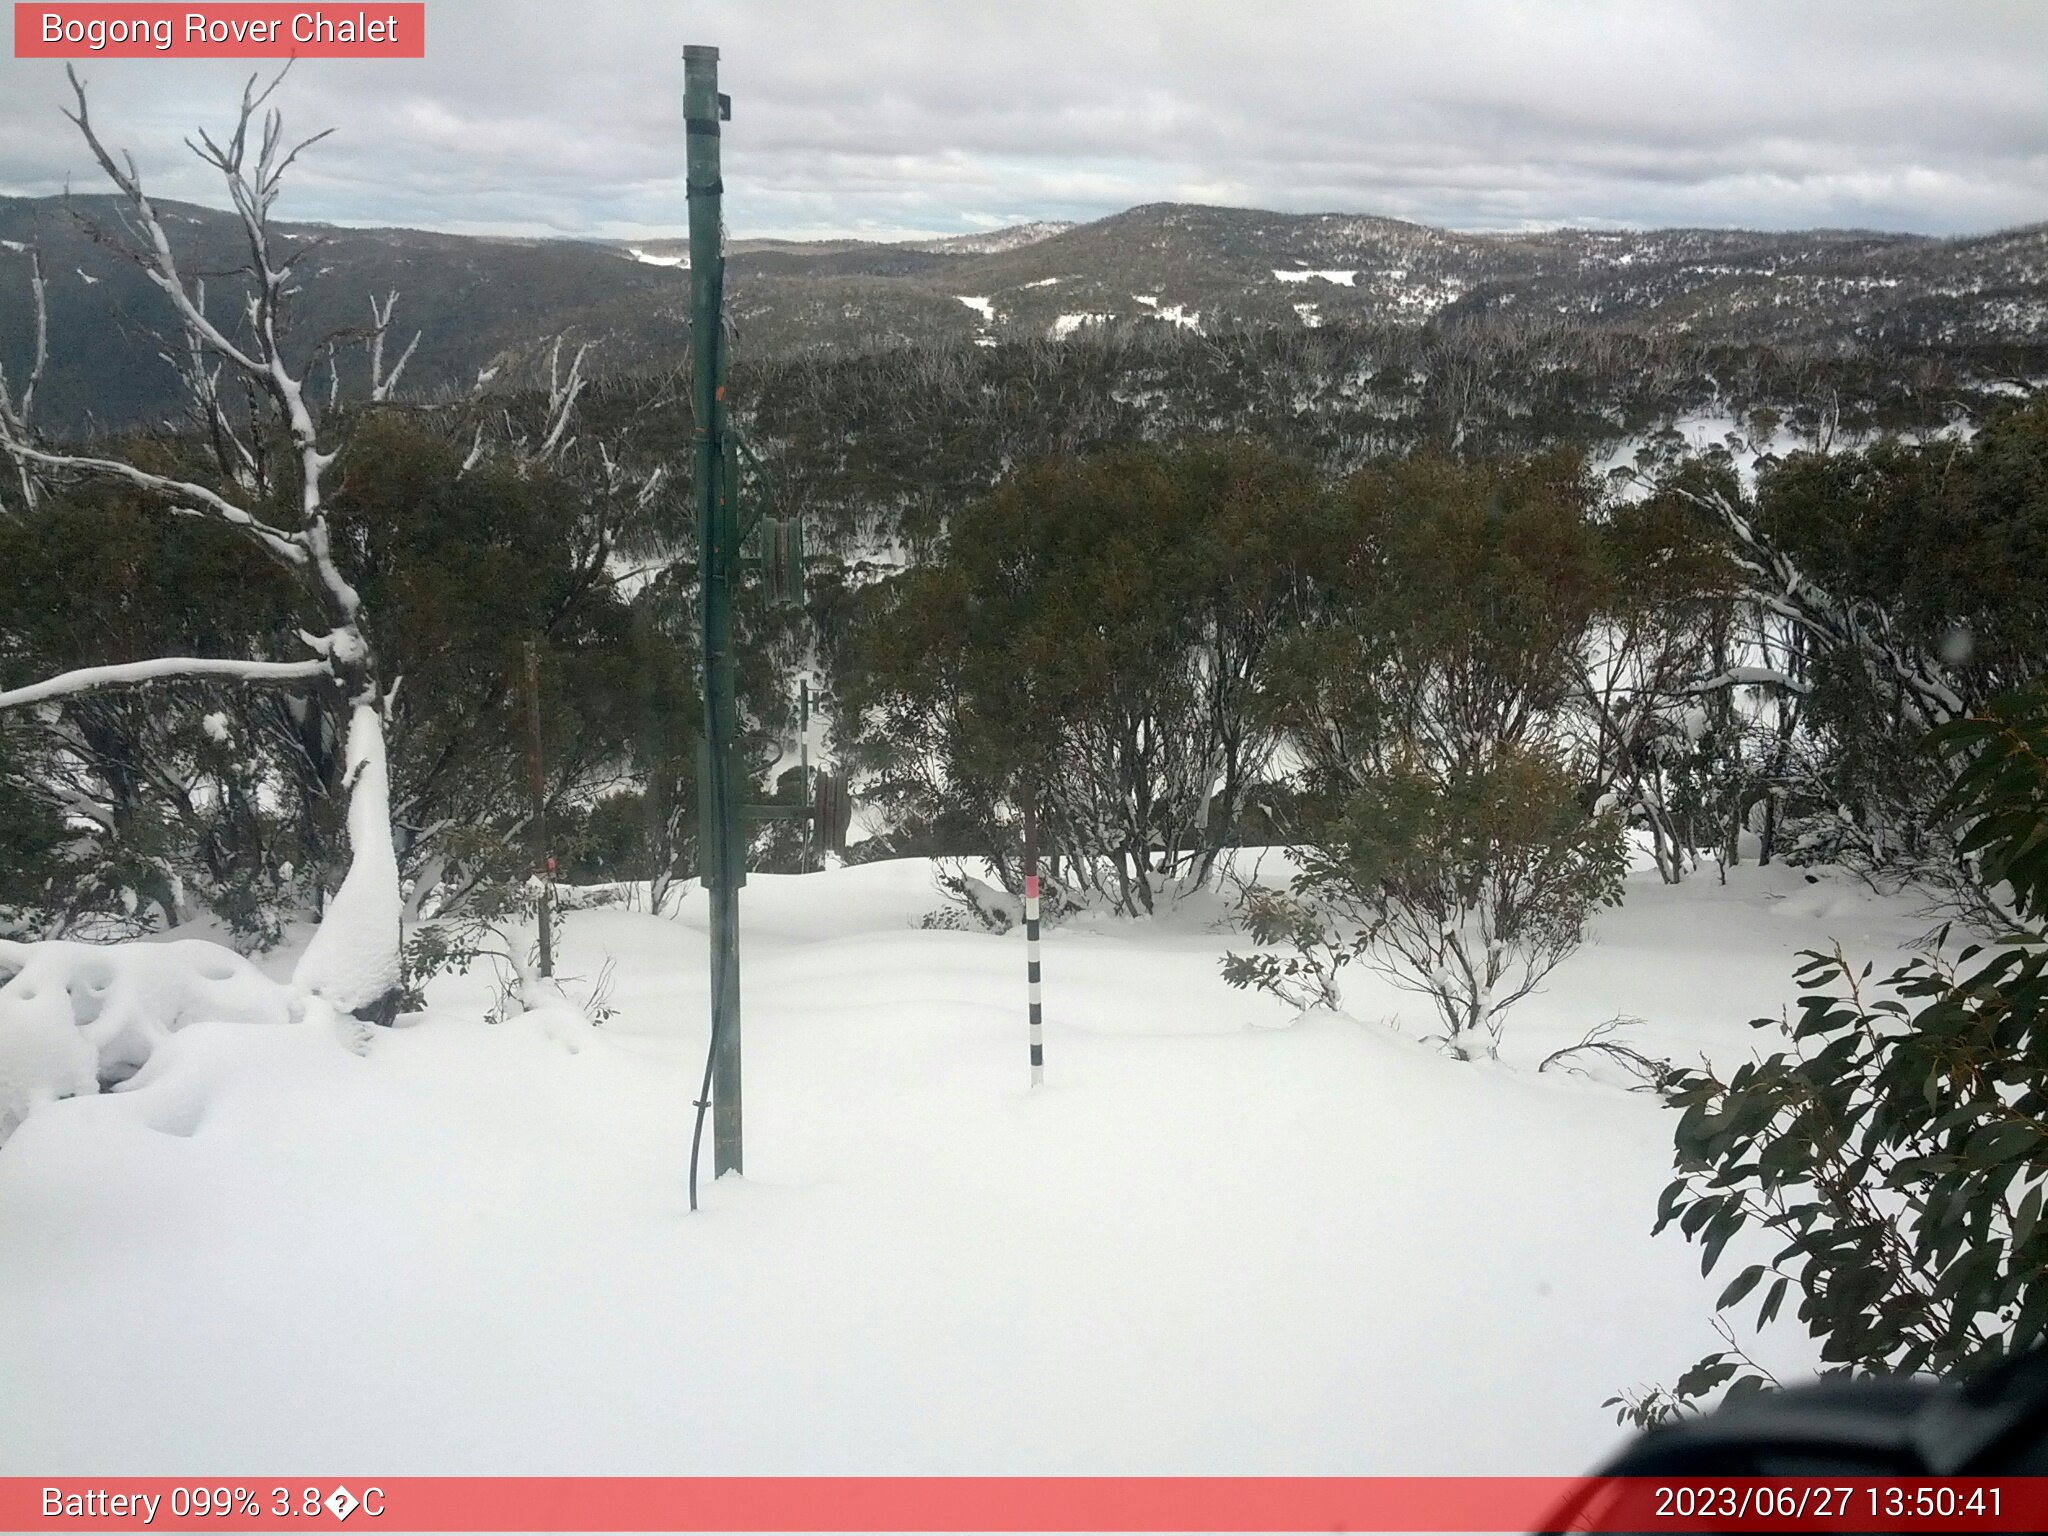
[1225,748,1626,1057]
[1629,683,2048,1422]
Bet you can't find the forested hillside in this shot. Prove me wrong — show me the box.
[5,195,2044,433]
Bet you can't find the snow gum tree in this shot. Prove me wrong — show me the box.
[1632,398,2048,916]
[843,441,1321,917]
[1573,490,1743,885]
[0,72,406,1021]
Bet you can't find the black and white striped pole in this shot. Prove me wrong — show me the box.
[1023,793,1044,1087]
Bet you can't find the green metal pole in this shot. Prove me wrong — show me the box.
[686,44,743,1179]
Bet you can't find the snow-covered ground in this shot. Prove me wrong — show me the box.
[0,853,1928,1476]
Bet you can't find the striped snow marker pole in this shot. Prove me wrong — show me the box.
[1022,791,1044,1086]
[1025,872,1044,1086]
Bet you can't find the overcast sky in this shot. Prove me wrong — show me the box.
[2,1,2043,242]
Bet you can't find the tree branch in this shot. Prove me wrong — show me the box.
[0,439,306,565]
[0,655,331,713]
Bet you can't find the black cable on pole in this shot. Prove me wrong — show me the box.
[688,1001,719,1212]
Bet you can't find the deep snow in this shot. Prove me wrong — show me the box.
[0,853,1929,1476]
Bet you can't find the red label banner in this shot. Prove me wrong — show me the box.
[5,1476,2048,1532]
[14,5,425,58]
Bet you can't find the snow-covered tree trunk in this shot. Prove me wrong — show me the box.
[290,703,401,1020]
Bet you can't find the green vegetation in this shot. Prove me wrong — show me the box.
[1624,680,2048,1423]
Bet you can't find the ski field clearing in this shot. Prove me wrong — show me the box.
[0,854,1928,1476]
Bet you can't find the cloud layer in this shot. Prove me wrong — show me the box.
[1,0,2042,239]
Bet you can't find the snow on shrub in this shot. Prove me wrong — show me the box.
[0,936,291,1143]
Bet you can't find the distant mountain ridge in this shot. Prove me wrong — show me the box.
[1,196,2042,432]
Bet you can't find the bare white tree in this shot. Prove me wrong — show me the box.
[0,68,404,1022]
[0,241,48,516]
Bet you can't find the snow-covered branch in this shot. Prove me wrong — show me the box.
[1653,473,1964,725]
[165,278,263,493]
[0,655,330,713]
[0,439,307,563]
[61,67,268,380]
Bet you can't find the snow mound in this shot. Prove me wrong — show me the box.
[0,936,292,1144]
[0,1008,97,1144]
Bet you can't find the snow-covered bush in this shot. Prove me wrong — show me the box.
[927,866,1078,933]
[0,936,292,1143]
[1229,750,1625,1058]
[1236,455,1627,1053]
[941,872,1022,934]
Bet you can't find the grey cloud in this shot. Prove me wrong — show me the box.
[0,0,2041,240]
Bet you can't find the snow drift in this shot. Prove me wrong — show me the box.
[0,936,292,1143]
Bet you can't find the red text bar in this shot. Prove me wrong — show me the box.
[7,1477,2048,1532]
[14,5,425,58]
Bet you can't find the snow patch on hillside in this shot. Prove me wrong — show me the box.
[956,296,995,322]
[1050,312,1112,340]
[625,247,688,269]
[1274,268,1357,286]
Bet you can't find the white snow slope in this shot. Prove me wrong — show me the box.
[0,854,1926,1476]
